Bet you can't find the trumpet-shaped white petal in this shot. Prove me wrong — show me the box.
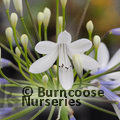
[69,39,92,56]
[106,72,120,80]
[59,44,73,90]
[79,54,99,72]
[13,0,23,17]
[97,43,109,69]
[29,48,58,73]
[35,41,58,54]
[58,31,71,43]
[107,49,120,69]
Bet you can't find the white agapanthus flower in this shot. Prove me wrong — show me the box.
[29,31,99,90]
[91,42,120,81]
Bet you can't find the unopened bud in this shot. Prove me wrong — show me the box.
[15,47,21,57]
[3,0,10,9]
[43,7,51,28]
[110,28,120,36]
[37,12,44,25]
[21,34,28,48]
[5,27,13,42]
[13,0,23,17]
[58,16,63,30]
[42,75,48,84]
[60,0,67,8]
[86,20,94,34]
[52,65,57,76]
[10,13,18,27]
[72,54,83,77]
[93,35,101,49]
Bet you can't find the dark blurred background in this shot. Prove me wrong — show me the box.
[0,0,120,119]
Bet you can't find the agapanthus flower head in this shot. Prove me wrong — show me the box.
[5,27,13,42]
[110,28,120,36]
[0,107,12,116]
[0,78,9,84]
[86,20,94,34]
[43,7,51,28]
[10,13,18,27]
[1,58,11,68]
[21,34,28,48]
[13,0,23,17]
[93,35,101,49]
[3,0,10,10]
[37,12,44,25]
[29,31,99,90]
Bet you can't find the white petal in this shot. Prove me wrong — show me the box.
[97,43,110,69]
[67,39,92,59]
[29,49,58,73]
[59,44,73,90]
[35,41,57,54]
[106,72,120,80]
[79,54,99,72]
[58,31,72,43]
[112,104,120,119]
[107,49,120,69]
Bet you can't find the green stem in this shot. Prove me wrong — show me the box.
[30,106,47,120]
[80,100,117,116]
[86,46,94,55]
[95,48,98,60]
[38,23,42,40]
[3,107,37,120]
[44,27,48,41]
[25,0,41,41]
[48,106,55,120]
[56,0,59,40]
[62,7,66,31]
[0,68,21,86]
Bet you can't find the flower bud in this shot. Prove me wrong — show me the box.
[37,12,44,25]
[3,0,10,9]
[42,75,48,84]
[60,0,67,8]
[15,47,21,57]
[21,34,28,48]
[52,65,57,76]
[10,13,18,27]
[72,54,83,77]
[43,7,51,28]
[86,20,94,34]
[13,0,23,17]
[58,16,63,30]
[93,35,101,49]
[110,28,120,36]
[5,27,13,42]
